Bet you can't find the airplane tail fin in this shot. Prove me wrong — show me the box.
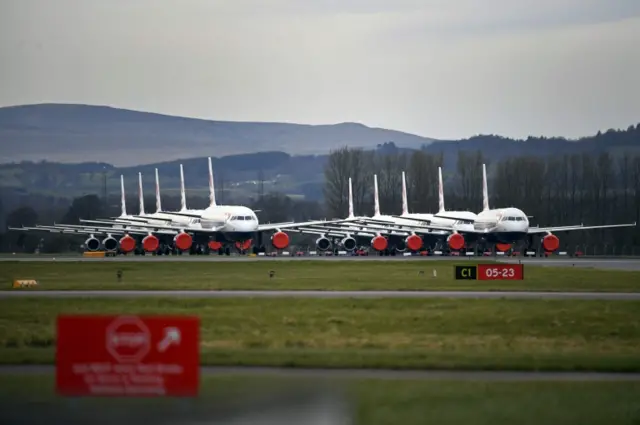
[208,157,217,207]
[438,166,445,213]
[348,177,354,219]
[179,164,187,212]
[138,172,145,215]
[482,163,489,212]
[401,171,409,215]
[154,168,162,213]
[120,175,127,217]
[373,174,381,217]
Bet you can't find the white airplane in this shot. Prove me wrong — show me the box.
[8,174,177,254]
[296,168,478,253]
[398,163,637,252]
[13,157,345,254]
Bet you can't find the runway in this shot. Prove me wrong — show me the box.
[1,365,639,381]
[2,289,640,300]
[2,254,640,270]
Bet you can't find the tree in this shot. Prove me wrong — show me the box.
[61,195,103,224]
[323,147,372,218]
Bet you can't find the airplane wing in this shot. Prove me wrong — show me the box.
[9,225,177,237]
[257,219,354,232]
[527,222,637,234]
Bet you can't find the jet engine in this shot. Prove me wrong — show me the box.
[119,235,136,253]
[102,236,118,252]
[173,232,193,251]
[406,234,423,251]
[447,233,465,250]
[85,236,100,252]
[271,231,290,250]
[495,243,511,252]
[142,234,160,252]
[371,235,388,252]
[315,236,332,251]
[542,234,560,252]
[340,236,357,251]
[208,240,222,251]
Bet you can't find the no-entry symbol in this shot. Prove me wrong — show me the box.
[106,316,151,363]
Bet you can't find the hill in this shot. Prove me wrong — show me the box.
[0,103,435,166]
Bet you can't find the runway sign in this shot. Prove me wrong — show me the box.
[56,315,200,397]
[454,265,477,280]
[454,264,523,280]
[477,264,523,280]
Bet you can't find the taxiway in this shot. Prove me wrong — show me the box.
[2,254,640,270]
[1,365,639,381]
[1,289,639,300]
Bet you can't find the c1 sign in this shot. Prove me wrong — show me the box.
[56,315,199,397]
[477,263,524,280]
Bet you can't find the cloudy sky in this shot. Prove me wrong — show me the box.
[1,0,639,140]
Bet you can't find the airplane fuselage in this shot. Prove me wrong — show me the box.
[472,207,530,244]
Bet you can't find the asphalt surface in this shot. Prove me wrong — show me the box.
[1,365,638,381]
[2,254,640,270]
[1,289,639,299]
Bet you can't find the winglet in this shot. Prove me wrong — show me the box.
[482,163,489,212]
[438,166,445,213]
[179,164,187,212]
[138,172,145,216]
[154,168,162,213]
[373,174,380,217]
[120,175,127,217]
[208,157,217,207]
[348,177,354,219]
[401,171,408,216]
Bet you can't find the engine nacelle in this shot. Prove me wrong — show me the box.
[340,236,357,251]
[371,235,388,252]
[406,234,423,252]
[85,236,100,252]
[495,243,511,252]
[447,233,465,250]
[173,232,193,251]
[271,231,290,250]
[119,235,136,253]
[542,234,560,252]
[235,239,252,251]
[208,240,222,251]
[142,234,160,252]
[102,236,118,252]
[315,236,332,251]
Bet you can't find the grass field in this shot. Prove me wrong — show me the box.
[2,297,640,371]
[1,374,639,424]
[2,260,640,292]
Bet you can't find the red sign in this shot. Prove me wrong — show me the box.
[477,263,524,280]
[56,315,199,397]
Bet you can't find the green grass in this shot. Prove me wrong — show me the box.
[1,375,639,424]
[2,260,640,292]
[2,298,640,371]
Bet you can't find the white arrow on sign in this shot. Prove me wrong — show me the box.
[157,327,181,352]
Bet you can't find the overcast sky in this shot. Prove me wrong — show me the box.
[1,0,639,140]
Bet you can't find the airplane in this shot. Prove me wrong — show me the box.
[293,168,478,254]
[389,163,637,253]
[10,157,346,255]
